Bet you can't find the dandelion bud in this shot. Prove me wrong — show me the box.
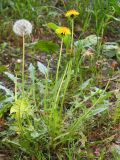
[13,19,32,37]
[17,59,22,64]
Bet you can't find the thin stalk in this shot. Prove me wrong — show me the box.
[56,38,63,82]
[33,79,36,107]
[22,33,25,96]
[71,19,74,53]
[15,72,18,101]
[60,60,72,112]
[55,63,69,107]
[44,61,50,111]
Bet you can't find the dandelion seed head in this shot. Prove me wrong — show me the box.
[13,19,32,37]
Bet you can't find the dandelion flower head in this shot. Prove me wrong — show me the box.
[56,27,71,36]
[13,19,32,37]
[65,9,79,18]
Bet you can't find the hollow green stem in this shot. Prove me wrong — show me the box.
[15,72,18,101]
[22,33,25,96]
[56,38,63,82]
[71,19,74,53]
[33,79,36,107]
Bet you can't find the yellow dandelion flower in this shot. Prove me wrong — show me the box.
[56,27,71,36]
[65,9,79,18]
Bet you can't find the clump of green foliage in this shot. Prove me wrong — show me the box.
[0,0,120,160]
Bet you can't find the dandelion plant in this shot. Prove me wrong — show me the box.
[13,19,32,96]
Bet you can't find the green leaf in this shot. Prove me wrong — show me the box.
[31,131,39,138]
[28,63,35,82]
[89,103,109,116]
[113,106,120,122]
[0,84,13,96]
[113,93,120,122]
[10,98,31,118]
[80,79,91,90]
[0,104,11,118]
[75,35,100,48]
[116,47,120,60]
[0,65,7,73]
[37,61,48,75]
[63,35,71,48]
[112,144,120,160]
[34,40,59,53]
[110,0,120,16]
[103,42,119,58]
[4,72,16,82]
[47,22,58,31]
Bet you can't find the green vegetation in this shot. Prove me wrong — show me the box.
[0,0,120,159]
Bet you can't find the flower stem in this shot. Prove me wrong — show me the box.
[56,38,63,82]
[22,33,25,96]
[71,19,74,53]
[15,72,18,101]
